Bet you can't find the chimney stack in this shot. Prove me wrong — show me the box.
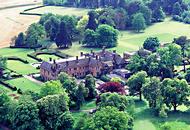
[113,50,116,53]
[102,46,106,52]
[49,57,52,62]
[81,52,84,56]
[91,50,93,53]
[96,55,98,60]
[76,56,79,63]
[53,59,56,64]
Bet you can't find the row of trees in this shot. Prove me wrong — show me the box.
[128,71,190,117]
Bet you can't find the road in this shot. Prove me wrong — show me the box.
[0,0,42,48]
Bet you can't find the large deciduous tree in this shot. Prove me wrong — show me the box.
[143,37,160,51]
[161,78,190,111]
[85,74,97,100]
[158,43,182,77]
[37,94,70,129]
[142,77,162,108]
[13,97,41,130]
[81,106,133,130]
[128,71,147,101]
[132,13,146,32]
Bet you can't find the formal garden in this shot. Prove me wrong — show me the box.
[1,0,190,129]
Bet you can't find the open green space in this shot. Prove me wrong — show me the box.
[24,6,89,16]
[37,54,61,61]
[0,48,36,63]
[6,77,42,92]
[7,60,39,75]
[56,18,190,56]
[0,84,12,94]
[134,100,190,130]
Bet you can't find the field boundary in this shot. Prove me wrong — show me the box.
[0,3,42,11]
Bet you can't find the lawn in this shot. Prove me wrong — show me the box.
[24,6,90,16]
[7,60,39,75]
[0,48,36,63]
[133,100,190,130]
[57,17,190,56]
[0,84,12,94]
[6,77,42,92]
[37,54,61,61]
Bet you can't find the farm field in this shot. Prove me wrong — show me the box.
[24,6,90,16]
[6,77,42,92]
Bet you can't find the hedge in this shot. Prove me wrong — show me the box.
[28,49,71,62]
[7,57,29,64]
[10,45,42,49]
[0,81,17,91]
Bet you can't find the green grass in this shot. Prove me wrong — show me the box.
[80,100,96,110]
[133,100,190,130]
[6,77,42,92]
[0,48,36,63]
[57,18,190,56]
[7,60,39,75]
[37,54,61,61]
[0,84,11,94]
[25,6,89,16]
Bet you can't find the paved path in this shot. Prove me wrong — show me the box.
[23,75,43,85]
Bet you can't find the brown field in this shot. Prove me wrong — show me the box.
[0,0,42,48]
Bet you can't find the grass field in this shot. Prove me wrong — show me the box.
[57,17,190,56]
[24,6,89,16]
[7,60,39,75]
[6,77,42,92]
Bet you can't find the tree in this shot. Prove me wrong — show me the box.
[0,56,6,78]
[82,106,133,130]
[40,80,67,97]
[60,15,78,40]
[37,94,69,129]
[158,43,182,76]
[75,82,88,110]
[55,21,72,48]
[0,94,13,125]
[85,74,97,100]
[140,5,152,25]
[98,92,129,111]
[25,23,46,47]
[152,7,166,22]
[161,78,190,111]
[58,72,70,84]
[62,77,78,103]
[77,15,89,37]
[15,32,25,47]
[56,112,74,130]
[114,8,128,29]
[127,54,146,73]
[173,36,189,72]
[143,37,160,51]
[172,2,183,16]
[96,24,119,48]
[82,29,98,47]
[185,69,190,82]
[128,71,147,101]
[13,97,41,130]
[132,13,146,32]
[86,11,98,30]
[142,77,162,108]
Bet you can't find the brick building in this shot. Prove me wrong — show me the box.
[40,49,127,81]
